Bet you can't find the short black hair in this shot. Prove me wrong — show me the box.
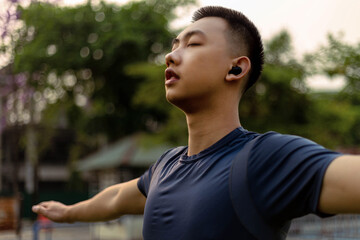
[192,6,264,92]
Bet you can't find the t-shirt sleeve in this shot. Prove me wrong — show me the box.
[137,164,155,197]
[247,132,343,223]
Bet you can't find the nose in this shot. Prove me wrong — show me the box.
[165,49,181,67]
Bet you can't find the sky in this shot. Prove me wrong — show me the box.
[2,0,360,90]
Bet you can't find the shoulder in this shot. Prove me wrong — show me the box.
[248,131,340,188]
[246,131,341,221]
[153,146,187,168]
[137,146,186,197]
[249,131,330,164]
[253,131,317,149]
[148,145,187,179]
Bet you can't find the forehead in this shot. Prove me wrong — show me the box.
[177,17,229,40]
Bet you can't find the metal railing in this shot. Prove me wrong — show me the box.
[288,214,360,239]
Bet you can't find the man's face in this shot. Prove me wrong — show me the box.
[164,17,233,111]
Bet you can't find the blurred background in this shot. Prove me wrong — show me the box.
[0,0,359,239]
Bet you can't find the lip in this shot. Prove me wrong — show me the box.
[165,68,180,86]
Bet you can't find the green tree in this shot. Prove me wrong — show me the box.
[10,0,195,147]
[0,0,195,196]
[304,34,360,147]
[309,34,360,104]
[240,30,313,136]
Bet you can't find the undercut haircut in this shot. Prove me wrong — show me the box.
[192,6,264,92]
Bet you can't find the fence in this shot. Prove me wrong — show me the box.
[288,214,360,239]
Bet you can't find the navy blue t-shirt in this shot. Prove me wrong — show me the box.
[137,127,342,240]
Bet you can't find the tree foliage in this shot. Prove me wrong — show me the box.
[240,30,312,135]
[9,0,195,145]
[303,34,360,147]
[1,1,359,160]
[0,0,196,191]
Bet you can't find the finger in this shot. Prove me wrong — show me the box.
[38,201,51,207]
[33,204,50,215]
[32,205,39,213]
[33,201,52,211]
[32,205,44,214]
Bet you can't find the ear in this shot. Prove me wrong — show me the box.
[225,56,251,83]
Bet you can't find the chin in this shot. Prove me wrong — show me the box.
[167,95,201,114]
[166,93,181,106]
[166,93,186,108]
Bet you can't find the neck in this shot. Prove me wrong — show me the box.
[185,104,241,156]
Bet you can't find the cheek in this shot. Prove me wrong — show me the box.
[184,50,227,79]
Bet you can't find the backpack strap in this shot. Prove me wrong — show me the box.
[229,137,290,240]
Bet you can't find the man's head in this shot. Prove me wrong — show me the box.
[192,6,264,92]
[164,6,263,112]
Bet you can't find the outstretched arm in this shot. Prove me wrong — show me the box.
[32,178,146,223]
[319,155,360,214]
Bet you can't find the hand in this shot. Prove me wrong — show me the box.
[32,201,72,223]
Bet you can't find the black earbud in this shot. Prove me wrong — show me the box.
[229,66,242,75]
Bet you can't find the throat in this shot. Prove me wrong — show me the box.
[186,113,241,156]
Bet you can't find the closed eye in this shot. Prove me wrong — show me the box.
[187,43,201,47]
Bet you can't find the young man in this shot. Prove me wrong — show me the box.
[32,6,360,239]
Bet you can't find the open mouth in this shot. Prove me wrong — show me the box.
[165,68,180,85]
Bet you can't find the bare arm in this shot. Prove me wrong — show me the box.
[318,155,360,214]
[32,178,146,223]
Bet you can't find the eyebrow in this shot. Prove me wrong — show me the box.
[171,30,206,46]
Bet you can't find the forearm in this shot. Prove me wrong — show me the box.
[66,178,145,222]
[66,184,123,222]
[32,178,145,223]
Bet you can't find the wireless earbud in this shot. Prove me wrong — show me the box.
[229,66,242,75]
